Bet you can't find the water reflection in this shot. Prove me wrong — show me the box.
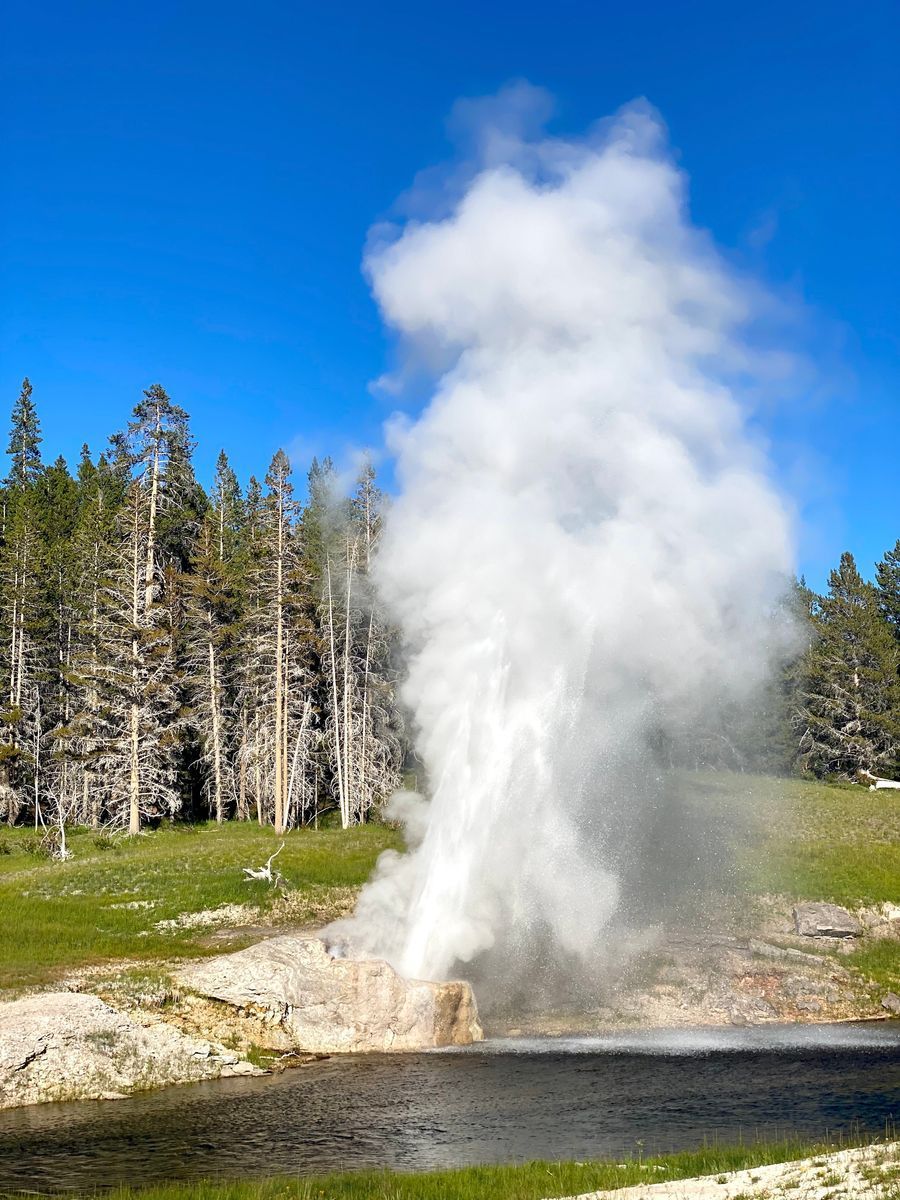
[0,1024,896,1192]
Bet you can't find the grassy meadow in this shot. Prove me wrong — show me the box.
[736,774,900,906]
[0,821,401,990]
[683,773,900,993]
[0,771,896,993]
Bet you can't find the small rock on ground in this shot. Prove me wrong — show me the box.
[792,902,861,938]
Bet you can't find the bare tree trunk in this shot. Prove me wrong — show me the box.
[325,556,346,827]
[342,539,355,826]
[360,608,375,820]
[61,607,71,812]
[282,628,290,825]
[129,498,141,835]
[208,636,224,823]
[273,490,285,835]
[287,699,311,826]
[144,411,161,613]
[237,704,249,820]
[86,771,99,830]
[129,702,140,834]
[254,712,263,826]
[5,555,20,824]
[15,535,28,710]
[88,525,101,828]
[33,698,41,829]
[9,560,18,704]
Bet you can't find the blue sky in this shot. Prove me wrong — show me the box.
[1,0,897,590]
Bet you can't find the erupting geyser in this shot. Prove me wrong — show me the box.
[335,86,795,994]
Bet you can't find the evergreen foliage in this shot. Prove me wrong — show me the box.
[797,552,900,778]
[875,538,900,639]
[0,381,404,834]
[6,377,42,490]
[2,379,898,836]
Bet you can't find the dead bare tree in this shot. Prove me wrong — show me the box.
[235,455,317,832]
[320,460,403,828]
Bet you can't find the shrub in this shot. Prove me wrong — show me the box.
[91,832,120,852]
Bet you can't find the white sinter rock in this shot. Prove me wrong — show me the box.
[0,991,260,1109]
[175,935,483,1052]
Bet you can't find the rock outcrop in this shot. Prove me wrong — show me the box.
[175,935,483,1052]
[792,902,861,938]
[0,992,261,1109]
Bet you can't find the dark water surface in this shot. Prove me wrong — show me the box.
[0,1024,897,1192]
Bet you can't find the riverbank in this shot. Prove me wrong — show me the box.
[1,1139,895,1199]
[553,1141,900,1197]
[0,774,896,1110]
[2,1023,896,1191]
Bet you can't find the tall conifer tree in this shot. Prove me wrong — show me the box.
[799,552,900,777]
[0,380,45,821]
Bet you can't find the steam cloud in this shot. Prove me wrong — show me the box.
[339,88,795,991]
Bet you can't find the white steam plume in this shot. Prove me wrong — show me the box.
[339,88,794,988]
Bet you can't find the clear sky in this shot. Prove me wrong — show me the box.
[1,0,897,590]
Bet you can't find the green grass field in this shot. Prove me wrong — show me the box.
[0,821,401,989]
[5,1137,891,1200]
[0,772,896,993]
[736,774,900,906]
[683,772,900,993]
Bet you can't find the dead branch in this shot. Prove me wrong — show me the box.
[242,840,286,886]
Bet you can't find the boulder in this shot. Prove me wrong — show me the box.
[881,992,900,1015]
[175,935,483,1052]
[0,992,261,1109]
[792,902,861,939]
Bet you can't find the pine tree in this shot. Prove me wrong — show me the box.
[125,384,200,592]
[92,386,199,832]
[100,480,185,831]
[320,458,403,826]
[234,454,316,832]
[799,552,900,778]
[57,451,124,826]
[349,459,404,817]
[299,456,337,580]
[0,491,44,822]
[210,450,243,561]
[6,378,42,491]
[234,476,269,824]
[0,381,410,830]
[267,450,304,834]
[875,540,900,641]
[184,456,242,823]
[36,456,79,823]
[0,381,45,821]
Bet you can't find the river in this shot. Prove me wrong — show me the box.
[0,1023,897,1192]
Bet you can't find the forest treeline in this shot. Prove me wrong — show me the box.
[0,379,404,838]
[1,378,899,844]
[678,551,900,783]
[786,553,900,780]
